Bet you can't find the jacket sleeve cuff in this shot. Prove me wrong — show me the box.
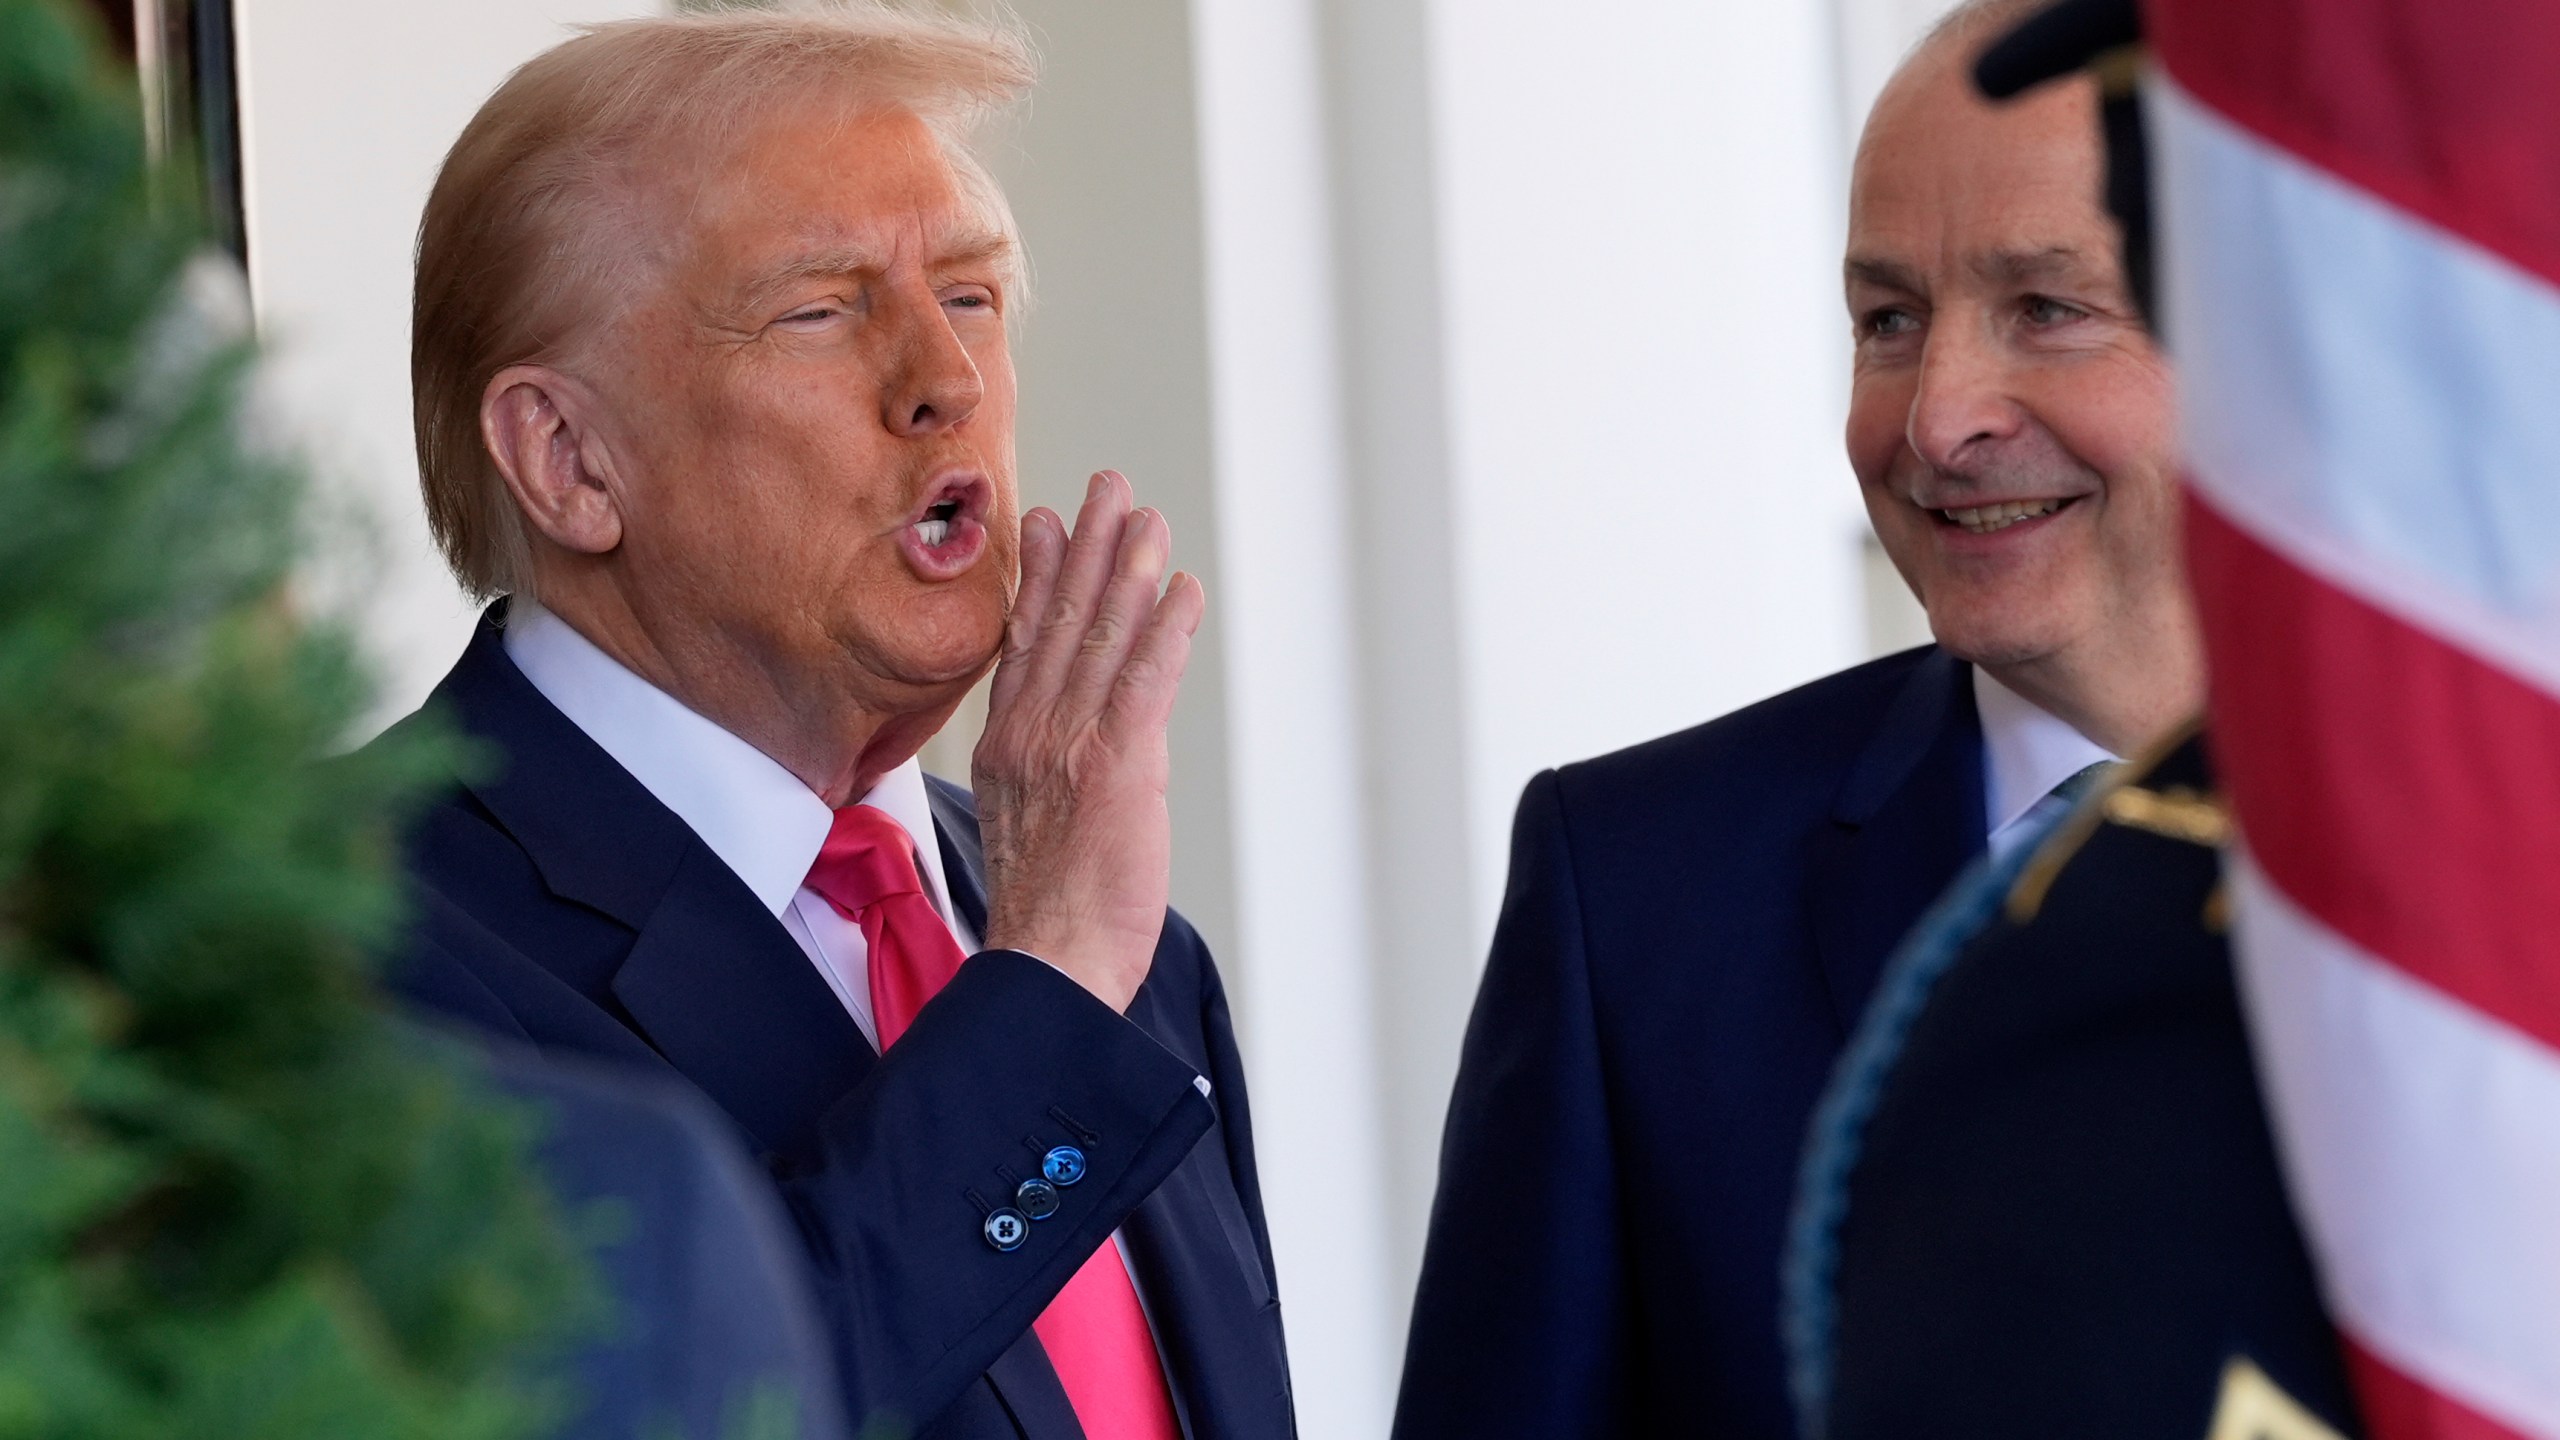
[804,948,1215,1420]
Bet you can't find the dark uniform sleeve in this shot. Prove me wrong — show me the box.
[1394,770,1634,1439]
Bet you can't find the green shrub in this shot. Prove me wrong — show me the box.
[0,2,593,1436]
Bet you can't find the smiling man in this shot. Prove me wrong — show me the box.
[1394,2,2201,1435]
[384,9,1290,1440]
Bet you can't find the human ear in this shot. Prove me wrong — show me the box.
[480,365,624,557]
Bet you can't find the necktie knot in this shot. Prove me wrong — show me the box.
[807,803,926,919]
[804,801,961,1054]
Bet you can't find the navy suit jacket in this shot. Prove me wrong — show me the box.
[380,610,1294,1440]
[1395,646,1984,1439]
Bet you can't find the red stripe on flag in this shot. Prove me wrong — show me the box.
[2346,1338,2539,1440]
[2186,491,2560,1055]
[2148,0,2560,294]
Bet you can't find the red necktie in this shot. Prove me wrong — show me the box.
[805,804,1182,1440]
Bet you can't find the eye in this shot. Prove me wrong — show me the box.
[2022,294,2089,327]
[1859,306,1921,339]
[942,285,998,314]
[776,302,845,328]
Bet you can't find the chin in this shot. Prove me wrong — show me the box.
[868,601,1005,690]
[870,638,1001,693]
[834,584,1003,696]
[1924,606,2072,671]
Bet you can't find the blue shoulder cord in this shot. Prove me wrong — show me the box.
[1780,779,2104,1439]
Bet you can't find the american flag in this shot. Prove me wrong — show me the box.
[2151,0,2560,1435]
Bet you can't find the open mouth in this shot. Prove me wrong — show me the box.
[1934,496,2076,535]
[914,497,963,549]
[898,472,993,580]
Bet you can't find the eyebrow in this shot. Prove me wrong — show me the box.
[736,227,1018,312]
[1844,245,2098,296]
[1970,245,2090,286]
[1845,255,1924,292]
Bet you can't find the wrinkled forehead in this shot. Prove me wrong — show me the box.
[1847,55,2112,284]
[624,96,1020,301]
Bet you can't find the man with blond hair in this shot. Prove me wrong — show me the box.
[381,8,1292,1438]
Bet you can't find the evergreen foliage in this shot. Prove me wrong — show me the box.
[0,1,594,1435]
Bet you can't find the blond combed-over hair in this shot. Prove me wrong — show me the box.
[412,2,1035,601]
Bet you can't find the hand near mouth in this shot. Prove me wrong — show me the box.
[971,469,1206,1013]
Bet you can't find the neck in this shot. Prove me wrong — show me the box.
[527,573,961,808]
[1976,604,2207,758]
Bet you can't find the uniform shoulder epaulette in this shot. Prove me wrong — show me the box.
[2006,718,2225,924]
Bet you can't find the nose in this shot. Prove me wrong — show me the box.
[882,286,984,437]
[1905,323,2025,474]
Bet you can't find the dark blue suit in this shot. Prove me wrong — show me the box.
[1395,646,1983,1438]
[381,610,1294,1440]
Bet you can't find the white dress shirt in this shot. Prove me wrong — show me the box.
[1975,666,2119,860]
[504,602,977,1051]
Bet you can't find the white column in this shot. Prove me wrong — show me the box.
[1833,0,1969,142]
[1189,0,1400,1434]
[1426,0,1870,937]
[1316,0,1481,1332]
[233,0,658,721]
[981,0,1243,993]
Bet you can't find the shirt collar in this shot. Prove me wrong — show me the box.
[1973,664,2118,845]
[502,602,957,919]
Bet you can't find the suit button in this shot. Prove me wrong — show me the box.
[984,1208,1030,1251]
[1042,1145,1087,1186]
[1016,1178,1061,1220]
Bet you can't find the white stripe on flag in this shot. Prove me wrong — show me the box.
[2153,78,2560,698]
[2230,854,2560,1438]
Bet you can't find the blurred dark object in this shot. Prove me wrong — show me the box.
[74,0,131,58]
[1974,0,2155,329]
[470,1033,852,1440]
[1787,738,2361,1439]
[124,0,247,270]
[1974,0,2138,99]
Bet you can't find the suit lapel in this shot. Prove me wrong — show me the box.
[1806,649,1986,1036]
[434,605,875,1158]
[927,775,992,941]
[433,604,690,927]
[608,844,876,1157]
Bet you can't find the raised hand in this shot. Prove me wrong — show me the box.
[972,470,1205,1012]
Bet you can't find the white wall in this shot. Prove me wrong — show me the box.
[1427,0,1869,949]
[234,0,658,719]
[1836,0,1966,139]
[971,0,1244,1022]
